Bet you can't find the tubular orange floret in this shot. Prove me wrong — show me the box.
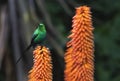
[64,6,94,81]
[28,46,52,81]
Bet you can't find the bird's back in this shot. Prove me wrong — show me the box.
[33,28,46,44]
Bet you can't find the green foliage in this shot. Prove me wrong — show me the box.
[92,0,120,81]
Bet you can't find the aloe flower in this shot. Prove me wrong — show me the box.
[28,46,52,81]
[64,6,94,81]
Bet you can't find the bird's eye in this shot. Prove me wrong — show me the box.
[39,23,43,26]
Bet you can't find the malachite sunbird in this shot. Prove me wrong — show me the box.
[25,23,46,50]
[16,23,46,64]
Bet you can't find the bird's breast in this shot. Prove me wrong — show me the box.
[34,33,46,43]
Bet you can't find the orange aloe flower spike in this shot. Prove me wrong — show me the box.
[64,6,94,81]
[28,46,52,81]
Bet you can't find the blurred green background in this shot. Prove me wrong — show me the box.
[0,0,120,81]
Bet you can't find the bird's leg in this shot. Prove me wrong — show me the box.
[40,46,43,50]
[40,46,44,54]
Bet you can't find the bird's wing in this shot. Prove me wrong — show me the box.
[31,34,38,44]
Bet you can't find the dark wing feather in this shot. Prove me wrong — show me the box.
[31,34,38,44]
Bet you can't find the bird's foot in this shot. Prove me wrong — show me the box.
[40,46,43,50]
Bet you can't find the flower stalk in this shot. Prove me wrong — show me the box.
[64,6,94,81]
[28,46,52,81]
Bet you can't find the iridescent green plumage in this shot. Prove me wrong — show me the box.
[32,23,46,44]
[27,23,46,49]
[16,23,46,64]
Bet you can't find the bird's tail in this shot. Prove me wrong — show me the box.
[24,44,32,53]
[16,44,32,64]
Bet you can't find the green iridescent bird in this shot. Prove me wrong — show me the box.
[16,23,46,64]
[26,23,46,50]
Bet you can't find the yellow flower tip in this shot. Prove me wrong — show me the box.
[28,46,52,81]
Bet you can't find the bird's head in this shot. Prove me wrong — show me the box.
[38,23,46,31]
